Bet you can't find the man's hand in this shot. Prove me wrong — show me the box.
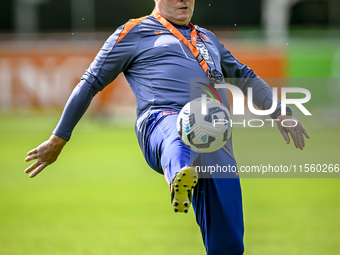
[24,135,67,178]
[276,115,310,150]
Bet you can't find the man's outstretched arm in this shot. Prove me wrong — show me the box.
[24,80,98,178]
[23,22,140,178]
[25,134,67,178]
[207,31,310,150]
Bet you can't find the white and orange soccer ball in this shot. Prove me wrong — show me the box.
[177,97,232,153]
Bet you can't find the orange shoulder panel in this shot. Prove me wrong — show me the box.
[115,16,148,45]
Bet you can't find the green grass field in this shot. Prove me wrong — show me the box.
[1,113,339,255]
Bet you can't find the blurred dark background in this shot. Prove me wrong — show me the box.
[1,0,339,33]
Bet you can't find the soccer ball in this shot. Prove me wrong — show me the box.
[176,97,232,153]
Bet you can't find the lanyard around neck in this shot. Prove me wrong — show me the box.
[151,9,209,73]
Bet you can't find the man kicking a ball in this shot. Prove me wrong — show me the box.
[24,1,309,254]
